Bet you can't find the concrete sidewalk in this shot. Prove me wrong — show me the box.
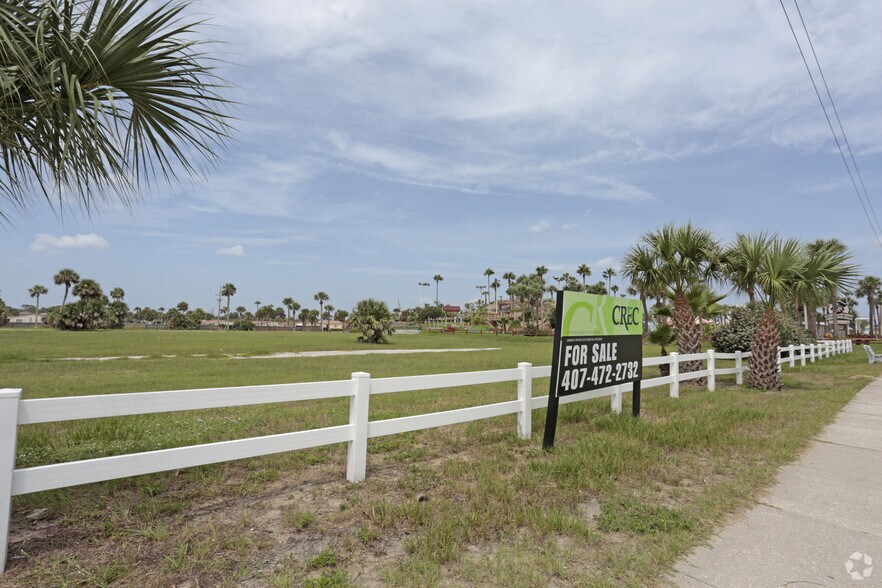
[673,378,882,587]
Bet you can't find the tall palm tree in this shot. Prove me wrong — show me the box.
[433,275,444,304]
[28,284,48,326]
[502,272,516,299]
[314,292,329,331]
[254,300,261,317]
[636,223,723,375]
[484,268,495,297]
[110,287,125,301]
[577,264,592,287]
[855,276,881,337]
[602,267,617,292]
[53,268,80,308]
[220,283,236,331]
[282,297,297,329]
[0,0,232,218]
[490,279,501,306]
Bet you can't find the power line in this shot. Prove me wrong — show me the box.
[791,0,882,237]
[779,0,882,247]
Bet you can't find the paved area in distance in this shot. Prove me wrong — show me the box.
[673,377,882,587]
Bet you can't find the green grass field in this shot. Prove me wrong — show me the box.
[0,329,878,587]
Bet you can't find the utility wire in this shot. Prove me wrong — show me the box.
[791,0,882,237]
[779,0,882,246]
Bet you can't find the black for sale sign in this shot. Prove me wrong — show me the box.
[543,291,643,449]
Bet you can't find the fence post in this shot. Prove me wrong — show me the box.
[517,362,532,440]
[346,373,370,483]
[810,343,815,363]
[669,352,679,398]
[707,350,716,392]
[1,389,21,574]
[611,384,623,414]
[827,341,832,358]
[735,350,743,385]
[800,344,806,367]
[789,344,795,368]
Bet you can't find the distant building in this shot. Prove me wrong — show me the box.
[9,313,44,325]
[442,305,461,317]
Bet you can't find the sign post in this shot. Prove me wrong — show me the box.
[542,291,643,450]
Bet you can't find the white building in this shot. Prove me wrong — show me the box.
[9,313,45,325]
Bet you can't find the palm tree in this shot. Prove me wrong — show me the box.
[502,271,516,298]
[723,232,771,304]
[490,279,501,306]
[855,278,879,335]
[282,297,297,329]
[611,284,619,296]
[623,243,660,337]
[314,292,329,331]
[324,304,335,328]
[28,284,48,326]
[433,275,444,304]
[577,264,592,287]
[796,242,857,337]
[53,268,80,308]
[602,267,617,292]
[806,239,849,336]
[110,287,125,301]
[350,299,394,344]
[535,265,548,286]
[484,268,495,297]
[746,238,802,390]
[648,324,677,376]
[636,223,723,375]
[254,300,261,317]
[0,0,232,218]
[72,278,103,300]
[220,283,237,331]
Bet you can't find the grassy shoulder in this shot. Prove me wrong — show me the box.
[0,331,877,587]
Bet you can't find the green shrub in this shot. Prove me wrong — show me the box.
[54,299,108,330]
[711,304,812,353]
[231,319,254,331]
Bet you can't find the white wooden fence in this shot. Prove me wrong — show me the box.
[0,338,854,571]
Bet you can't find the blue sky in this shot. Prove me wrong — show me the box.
[4,0,882,314]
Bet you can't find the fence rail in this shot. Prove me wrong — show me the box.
[0,338,854,572]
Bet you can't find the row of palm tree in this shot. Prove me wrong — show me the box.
[621,224,859,390]
[424,263,622,311]
[218,284,336,331]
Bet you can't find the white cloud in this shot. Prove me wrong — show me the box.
[217,245,246,257]
[216,1,882,152]
[31,233,109,252]
[530,219,550,233]
[593,257,617,271]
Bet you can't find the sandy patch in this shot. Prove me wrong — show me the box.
[232,348,501,359]
[55,348,501,361]
[56,355,148,361]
